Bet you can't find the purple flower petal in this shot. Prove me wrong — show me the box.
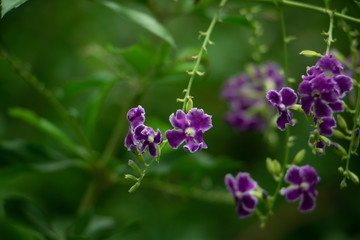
[125,130,136,150]
[316,140,326,155]
[154,129,163,144]
[299,165,320,184]
[313,99,332,118]
[280,87,298,107]
[319,117,336,136]
[236,204,251,218]
[241,193,258,211]
[187,108,213,131]
[299,96,313,115]
[328,100,344,112]
[266,90,281,106]
[316,54,343,75]
[165,129,186,149]
[148,143,157,157]
[298,80,312,96]
[280,187,302,202]
[134,125,146,140]
[225,174,237,195]
[169,110,189,130]
[127,106,145,129]
[298,192,316,212]
[334,75,353,95]
[194,131,207,149]
[183,137,203,153]
[139,141,149,155]
[284,166,302,185]
[236,173,257,192]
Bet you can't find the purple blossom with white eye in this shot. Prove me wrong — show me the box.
[134,125,163,157]
[165,108,212,153]
[125,106,145,151]
[266,87,298,131]
[225,173,258,218]
[298,55,353,118]
[280,165,320,212]
[221,62,285,132]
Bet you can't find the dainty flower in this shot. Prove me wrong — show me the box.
[225,173,258,218]
[125,106,145,151]
[221,62,285,132]
[266,87,298,131]
[280,165,320,212]
[298,55,353,118]
[318,117,336,136]
[165,108,212,153]
[134,125,163,157]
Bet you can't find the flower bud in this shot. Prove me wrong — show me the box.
[338,166,344,174]
[329,142,347,158]
[185,98,193,113]
[332,129,350,140]
[273,160,281,176]
[351,128,360,154]
[293,149,306,164]
[266,158,275,176]
[128,160,142,175]
[337,115,349,132]
[128,182,141,193]
[299,50,323,58]
[125,174,138,181]
[349,171,359,184]
[340,178,347,189]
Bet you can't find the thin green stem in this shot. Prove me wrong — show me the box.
[181,0,228,111]
[0,48,93,156]
[325,11,334,56]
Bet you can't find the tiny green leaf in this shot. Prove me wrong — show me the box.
[101,1,176,48]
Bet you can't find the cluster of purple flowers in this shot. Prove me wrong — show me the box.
[225,165,320,218]
[222,63,285,131]
[125,106,213,157]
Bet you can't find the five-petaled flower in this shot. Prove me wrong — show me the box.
[165,108,212,153]
[280,165,320,212]
[298,54,353,118]
[225,173,258,218]
[266,87,298,131]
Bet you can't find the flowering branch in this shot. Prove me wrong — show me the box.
[325,11,335,56]
[180,0,228,112]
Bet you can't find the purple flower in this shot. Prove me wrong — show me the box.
[318,117,336,136]
[298,55,353,118]
[125,106,145,151]
[134,125,163,157]
[267,87,298,131]
[125,105,163,157]
[221,62,285,132]
[280,165,320,212]
[165,108,212,153]
[225,173,258,218]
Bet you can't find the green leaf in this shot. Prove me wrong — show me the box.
[323,0,331,9]
[101,1,176,48]
[119,45,154,74]
[8,107,80,155]
[4,196,58,240]
[355,0,360,8]
[0,218,44,240]
[1,0,28,18]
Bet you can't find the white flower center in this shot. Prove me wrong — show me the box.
[279,104,286,111]
[300,182,309,191]
[324,70,333,78]
[148,136,154,143]
[236,191,243,199]
[312,90,321,98]
[185,127,195,137]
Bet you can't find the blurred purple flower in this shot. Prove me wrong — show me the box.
[221,62,285,132]
[225,173,258,218]
[318,117,336,136]
[267,87,298,131]
[134,125,163,157]
[165,108,212,153]
[298,55,353,118]
[125,106,145,151]
[280,165,320,212]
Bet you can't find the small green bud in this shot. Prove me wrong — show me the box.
[338,166,344,174]
[266,157,275,176]
[332,129,350,140]
[273,160,281,176]
[348,171,359,184]
[351,128,360,154]
[340,178,347,189]
[337,115,349,132]
[289,104,303,113]
[329,142,347,157]
[128,160,142,175]
[293,149,306,164]
[299,50,324,58]
[125,174,138,181]
[128,182,141,193]
[185,98,193,113]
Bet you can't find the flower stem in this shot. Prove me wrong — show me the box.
[278,5,288,83]
[325,11,335,56]
[181,0,228,111]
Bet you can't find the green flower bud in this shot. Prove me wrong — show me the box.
[340,178,347,189]
[351,128,360,154]
[128,160,142,175]
[266,157,275,176]
[185,98,193,113]
[293,149,306,164]
[273,160,281,176]
[332,129,350,140]
[125,174,138,181]
[337,115,349,132]
[349,171,359,184]
[338,166,344,174]
[128,182,141,193]
[329,142,347,158]
[299,50,324,58]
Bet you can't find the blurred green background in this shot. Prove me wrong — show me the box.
[0,0,360,239]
